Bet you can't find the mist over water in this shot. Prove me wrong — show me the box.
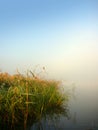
[27,67,98,130]
[43,63,98,129]
[61,79,98,129]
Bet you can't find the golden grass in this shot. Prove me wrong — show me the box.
[0,71,69,129]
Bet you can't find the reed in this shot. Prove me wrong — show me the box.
[0,71,69,129]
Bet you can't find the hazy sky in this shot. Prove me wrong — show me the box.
[0,0,98,85]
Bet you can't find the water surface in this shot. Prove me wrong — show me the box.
[30,82,98,130]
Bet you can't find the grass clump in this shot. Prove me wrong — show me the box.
[0,71,69,129]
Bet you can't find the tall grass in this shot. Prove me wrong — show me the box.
[0,71,69,129]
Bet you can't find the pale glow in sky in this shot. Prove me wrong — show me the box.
[0,0,98,86]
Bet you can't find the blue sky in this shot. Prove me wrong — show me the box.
[0,0,98,85]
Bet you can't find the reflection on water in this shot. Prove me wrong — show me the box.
[30,84,98,130]
[30,119,98,130]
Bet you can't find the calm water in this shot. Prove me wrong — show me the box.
[30,83,98,130]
